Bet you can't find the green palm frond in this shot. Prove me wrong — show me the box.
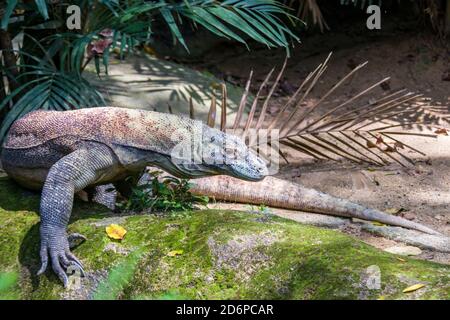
[1,0,19,30]
[174,0,299,50]
[1,0,50,29]
[3,1,299,73]
[43,0,298,75]
[33,0,49,19]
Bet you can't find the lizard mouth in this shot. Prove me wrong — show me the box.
[227,165,268,182]
[173,162,219,178]
[233,173,267,182]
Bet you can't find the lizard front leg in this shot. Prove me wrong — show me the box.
[37,144,117,286]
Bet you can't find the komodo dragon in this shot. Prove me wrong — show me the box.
[0,107,439,287]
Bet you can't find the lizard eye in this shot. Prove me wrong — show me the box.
[210,136,215,143]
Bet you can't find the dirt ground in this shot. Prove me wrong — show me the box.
[185,29,450,264]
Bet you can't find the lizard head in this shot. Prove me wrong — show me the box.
[168,124,268,181]
[196,126,268,181]
[198,126,268,181]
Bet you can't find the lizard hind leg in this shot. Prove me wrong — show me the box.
[37,143,118,287]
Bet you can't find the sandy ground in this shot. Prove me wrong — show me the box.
[184,30,450,264]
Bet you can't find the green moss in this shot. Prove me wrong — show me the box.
[0,177,449,300]
[0,272,20,299]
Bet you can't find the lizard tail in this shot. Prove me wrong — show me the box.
[189,175,441,235]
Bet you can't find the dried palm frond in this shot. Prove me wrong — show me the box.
[197,53,436,168]
[285,0,329,32]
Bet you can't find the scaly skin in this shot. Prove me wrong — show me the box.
[1,107,267,286]
[1,107,440,286]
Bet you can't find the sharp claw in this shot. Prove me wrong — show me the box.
[67,233,87,249]
[70,233,87,241]
[65,257,85,277]
[37,245,48,275]
[71,263,85,277]
[37,261,48,276]
[51,253,69,286]
[38,229,86,286]
[55,268,69,287]
[69,264,85,278]
[62,275,69,288]
[74,263,85,277]
[66,251,84,270]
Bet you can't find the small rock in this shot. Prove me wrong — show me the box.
[402,213,416,220]
[103,242,131,255]
[421,251,435,260]
[384,245,422,256]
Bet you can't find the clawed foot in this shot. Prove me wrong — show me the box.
[37,226,85,287]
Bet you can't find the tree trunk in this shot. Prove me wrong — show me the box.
[0,29,19,99]
[0,70,7,122]
[0,70,6,102]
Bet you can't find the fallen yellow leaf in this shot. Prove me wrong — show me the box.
[377,296,385,300]
[396,257,406,262]
[372,221,386,226]
[167,250,184,257]
[105,224,127,240]
[402,284,425,293]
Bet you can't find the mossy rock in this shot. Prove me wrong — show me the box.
[0,177,448,300]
